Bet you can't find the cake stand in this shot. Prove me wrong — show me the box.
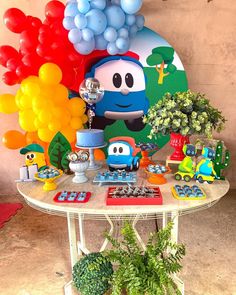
[76,143,107,171]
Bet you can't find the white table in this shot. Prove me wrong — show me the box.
[17,167,229,295]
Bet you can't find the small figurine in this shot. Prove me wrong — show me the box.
[107,137,140,172]
[20,144,47,171]
[195,147,216,184]
[175,144,196,182]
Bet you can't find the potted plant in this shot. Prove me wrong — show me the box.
[72,252,113,295]
[104,221,185,295]
[143,90,226,161]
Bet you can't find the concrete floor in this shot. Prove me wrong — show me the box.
[0,191,235,295]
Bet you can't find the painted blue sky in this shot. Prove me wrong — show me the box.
[130,27,185,70]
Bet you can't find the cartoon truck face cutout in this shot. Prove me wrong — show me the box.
[86,56,149,131]
[107,137,140,172]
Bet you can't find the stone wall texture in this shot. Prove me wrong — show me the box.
[0,0,235,194]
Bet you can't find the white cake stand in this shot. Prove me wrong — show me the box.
[75,143,107,171]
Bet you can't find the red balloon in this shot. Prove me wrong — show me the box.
[22,53,44,70]
[0,46,19,67]
[6,58,21,71]
[2,71,19,85]
[20,29,39,50]
[4,8,27,33]
[36,43,52,59]
[16,65,30,79]
[50,20,68,38]
[45,1,65,20]
[27,16,42,29]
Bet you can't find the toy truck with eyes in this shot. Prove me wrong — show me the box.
[107,137,141,172]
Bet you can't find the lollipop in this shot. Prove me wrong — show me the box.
[79,78,104,129]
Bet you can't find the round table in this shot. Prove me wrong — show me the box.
[17,167,229,295]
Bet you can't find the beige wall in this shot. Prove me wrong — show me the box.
[0,0,235,194]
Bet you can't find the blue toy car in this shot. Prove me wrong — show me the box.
[107,137,140,172]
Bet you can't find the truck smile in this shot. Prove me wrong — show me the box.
[115,104,132,108]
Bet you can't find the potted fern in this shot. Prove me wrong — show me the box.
[104,221,185,295]
[143,90,226,161]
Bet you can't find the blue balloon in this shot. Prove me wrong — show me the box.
[104,27,118,42]
[116,37,130,51]
[82,28,94,41]
[136,15,145,29]
[63,16,76,30]
[65,3,79,17]
[68,28,82,44]
[129,24,138,38]
[118,28,129,39]
[74,13,87,29]
[107,42,119,55]
[125,14,136,26]
[90,0,106,10]
[120,0,143,14]
[86,9,107,35]
[105,5,125,30]
[74,38,95,55]
[95,34,108,50]
[77,0,90,14]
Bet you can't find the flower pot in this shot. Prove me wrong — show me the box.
[169,132,190,161]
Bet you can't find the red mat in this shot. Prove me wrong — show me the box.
[0,203,23,229]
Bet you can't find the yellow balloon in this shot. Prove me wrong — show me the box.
[70,117,83,130]
[48,120,62,132]
[40,85,55,99]
[38,109,52,124]
[53,84,69,106]
[61,109,71,127]
[15,90,24,110]
[34,117,47,129]
[52,107,64,119]
[38,127,55,143]
[0,94,18,114]
[67,98,86,117]
[19,110,37,132]
[39,63,62,85]
[81,114,88,124]
[61,125,76,143]
[21,81,40,97]
[32,95,48,113]
[20,94,32,109]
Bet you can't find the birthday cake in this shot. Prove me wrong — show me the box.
[76,129,105,147]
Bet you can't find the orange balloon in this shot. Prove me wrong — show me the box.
[2,130,27,149]
[94,149,106,161]
[25,132,45,146]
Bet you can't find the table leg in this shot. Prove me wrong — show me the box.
[100,215,114,252]
[171,211,179,243]
[163,212,168,229]
[66,212,78,270]
[132,215,146,251]
[78,213,90,255]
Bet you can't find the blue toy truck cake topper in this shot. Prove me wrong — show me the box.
[107,136,140,171]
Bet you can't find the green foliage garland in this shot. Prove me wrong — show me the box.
[143,90,226,139]
[104,221,185,295]
[72,252,113,295]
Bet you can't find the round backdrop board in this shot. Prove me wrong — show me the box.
[86,27,188,151]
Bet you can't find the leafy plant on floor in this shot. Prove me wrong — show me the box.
[143,90,226,139]
[104,221,185,295]
[72,252,113,295]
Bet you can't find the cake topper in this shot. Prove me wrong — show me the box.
[79,78,104,130]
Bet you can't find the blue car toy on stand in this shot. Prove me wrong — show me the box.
[107,137,141,172]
